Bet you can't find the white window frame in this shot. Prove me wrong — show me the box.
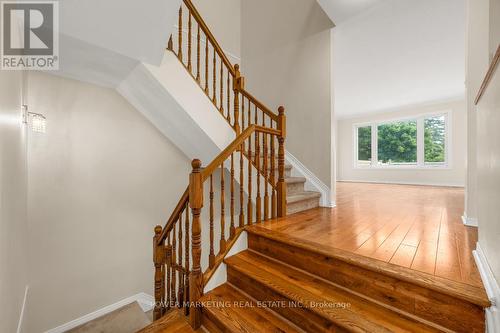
[353,110,452,170]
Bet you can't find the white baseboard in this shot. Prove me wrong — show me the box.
[16,285,29,333]
[473,242,500,333]
[45,293,154,333]
[462,213,479,227]
[338,179,465,188]
[285,151,335,208]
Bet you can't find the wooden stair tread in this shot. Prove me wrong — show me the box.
[287,191,321,203]
[137,309,200,333]
[245,226,490,308]
[200,284,302,333]
[226,250,443,333]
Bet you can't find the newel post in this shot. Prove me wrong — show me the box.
[233,64,245,135]
[153,226,165,320]
[189,159,204,329]
[277,106,287,217]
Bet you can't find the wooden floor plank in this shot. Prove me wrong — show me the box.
[389,244,418,267]
[252,182,482,288]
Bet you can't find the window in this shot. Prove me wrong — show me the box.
[377,120,417,165]
[357,126,371,166]
[355,112,450,168]
[424,115,446,164]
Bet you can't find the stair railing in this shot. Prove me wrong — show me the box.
[153,0,288,328]
[167,0,279,136]
[153,121,287,328]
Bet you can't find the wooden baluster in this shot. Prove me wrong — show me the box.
[220,163,226,253]
[230,153,235,238]
[233,64,243,135]
[189,159,203,329]
[248,98,251,127]
[271,131,277,219]
[177,214,183,308]
[212,49,217,104]
[196,25,200,83]
[167,35,173,51]
[153,226,165,320]
[171,223,177,305]
[161,241,166,316]
[178,6,183,62]
[220,58,224,114]
[277,107,287,217]
[187,12,192,72]
[227,71,231,123]
[254,106,259,165]
[209,174,215,269]
[184,206,190,315]
[255,123,261,223]
[239,143,245,227]
[263,125,269,221]
[204,36,209,94]
[166,234,172,311]
[241,94,245,133]
[247,124,253,225]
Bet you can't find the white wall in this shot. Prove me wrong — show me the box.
[192,0,241,61]
[476,55,500,294]
[24,72,191,332]
[0,14,29,332]
[490,0,500,59]
[241,0,334,187]
[0,70,29,333]
[334,0,466,119]
[465,0,491,220]
[337,99,467,187]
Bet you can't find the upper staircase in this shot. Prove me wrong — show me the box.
[141,1,490,332]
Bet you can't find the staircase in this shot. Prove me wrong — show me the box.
[161,0,321,215]
[139,1,488,332]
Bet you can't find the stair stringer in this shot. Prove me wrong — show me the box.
[117,52,234,163]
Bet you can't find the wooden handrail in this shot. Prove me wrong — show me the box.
[475,45,500,105]
[169,0,280,131]
[157,124,281,245]
[157,188,189,244]
[183,0,235,76]
[239,88,279,122]
[201,125,281,180]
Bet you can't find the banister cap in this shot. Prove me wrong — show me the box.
[278,106,285,115]
[154,225,162,235]
[192,159,202,170]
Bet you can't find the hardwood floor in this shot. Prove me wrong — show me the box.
[254,182,483,287]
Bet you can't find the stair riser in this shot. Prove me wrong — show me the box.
[287,197,320,215]
[272,168,292,179]
[227,268,349,333]
[201,310,228,333]
[286,181,305,196]
[247,233,485,333]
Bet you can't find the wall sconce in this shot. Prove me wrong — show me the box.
[22,105,46,133]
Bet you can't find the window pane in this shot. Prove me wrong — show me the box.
[377,120,417,165]
[357,126,372,165]
[424,115,446,163]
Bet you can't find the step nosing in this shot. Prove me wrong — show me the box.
[226,253,404,332]
[244,227,490,308]
[201,283,304,332]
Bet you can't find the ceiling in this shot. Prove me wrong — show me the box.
[317,0,386,25]
[332,0,466,118]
